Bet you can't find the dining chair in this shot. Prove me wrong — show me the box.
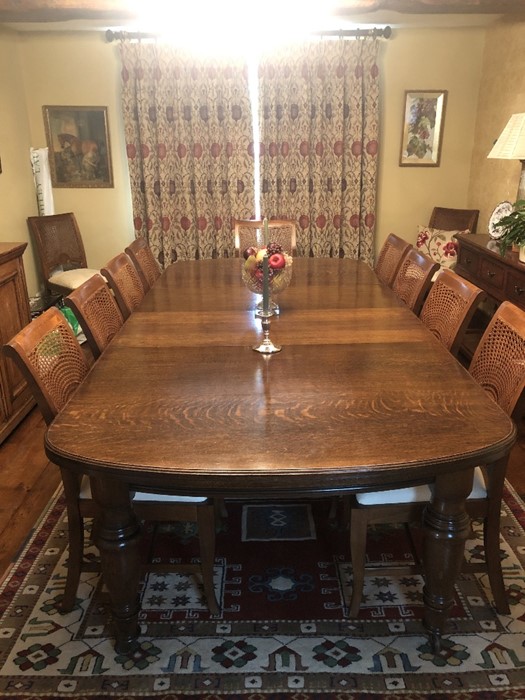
[101,252,145,320]
[2,307,219,615]
[64,273,124,360]
[429,207,479,234]
[374,233,412,288]
[234,219,297,257]
[125,237,161,292]
[419,268,485,358]
[391,247,440,315]
[27,213,100,295]
[346,300,525,618]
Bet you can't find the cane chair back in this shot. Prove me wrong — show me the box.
[345,300,525,618]
[429,207,479,234]
[2,307,218,615]
[64,273,124,360]
[27,213,99,294]
[3,307,89,425]
[392,248,440,314]
[419,269,485,357]
[469,301,525,416]
[101,252,145,320]
[234,219,297,257]
[374,234,412,288]
[125,237,161,292]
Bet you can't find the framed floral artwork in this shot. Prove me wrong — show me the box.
[399,90,447,167]
[43,105,113,187]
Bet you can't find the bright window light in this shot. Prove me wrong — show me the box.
[129,0,338,57]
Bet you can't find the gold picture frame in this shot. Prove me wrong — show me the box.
[399,90,447,167]
[43,105,113,188]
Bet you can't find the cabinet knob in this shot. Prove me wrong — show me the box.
[515,285,525,295]
[487,270,496,278]
[466,257,472,264]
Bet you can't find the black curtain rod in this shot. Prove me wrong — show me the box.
[105,26,392,43]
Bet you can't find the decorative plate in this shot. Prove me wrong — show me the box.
[489,200,513,240]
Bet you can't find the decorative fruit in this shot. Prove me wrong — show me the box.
[243,246,257,260]
[267,242,283,256]
[255,248,267,262]
[244,254,257,272]
[268,253,286,270]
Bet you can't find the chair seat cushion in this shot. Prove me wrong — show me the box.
[49,268,100,291]
[78,475,207,503]
[355,466,487,506]
[416,226,469,271]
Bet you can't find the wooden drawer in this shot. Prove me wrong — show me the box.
[457,246,480,277]
[507,271,525,311]
[479,257,506,294]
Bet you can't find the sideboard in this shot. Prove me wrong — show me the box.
[0,243,34,443]
[455,233,525,311]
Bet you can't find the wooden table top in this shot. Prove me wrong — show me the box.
[45,257,516,497]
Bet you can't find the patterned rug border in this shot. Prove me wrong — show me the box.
[2,484,525,699]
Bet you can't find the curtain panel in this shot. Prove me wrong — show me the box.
[120,42,255,265]
[119,38,380,265]
[258,39,379,262]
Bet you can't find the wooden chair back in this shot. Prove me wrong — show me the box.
[3,307,89,426]
[392,248,440,314]
[125,237,161,292]
[101,252,145,320]
[64,273,124,360]
[27,213,88,292]
[469,301,525,417]
[429,207,479,233]
[234,219,297,257]
[374,233,412,288]
[419,268,485,357]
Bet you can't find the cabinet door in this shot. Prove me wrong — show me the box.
[0,246,33,442]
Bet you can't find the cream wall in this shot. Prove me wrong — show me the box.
[375,26,485,254]
[0,24,490,296]
[0,29,42,294]
[468,18,525,232]
[18,32,133,295]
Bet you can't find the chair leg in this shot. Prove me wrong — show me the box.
[215,498,228,519]
[349,507,369,618]
[197,506,219,615]
[59,468,84,613]
[483,511,510,615]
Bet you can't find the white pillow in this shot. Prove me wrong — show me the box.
[49,268,100,290]
[416,225,469,270]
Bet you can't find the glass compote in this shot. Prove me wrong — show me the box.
[241,247,293,317]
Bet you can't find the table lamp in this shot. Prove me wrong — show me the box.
[487,113,525,202]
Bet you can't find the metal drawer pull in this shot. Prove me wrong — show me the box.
[466,257,472,264]
[515,285,525,295]
[487,271,496,278]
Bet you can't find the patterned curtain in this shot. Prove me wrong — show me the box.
[258,39,380,262]
[120,42,254,265]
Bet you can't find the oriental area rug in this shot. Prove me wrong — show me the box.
[2,488,525,699]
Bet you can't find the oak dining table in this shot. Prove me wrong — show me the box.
[45,257,516,654]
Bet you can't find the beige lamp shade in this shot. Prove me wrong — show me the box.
[488,113,525,202]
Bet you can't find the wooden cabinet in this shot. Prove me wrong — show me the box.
[455,233,525,310]
[455,233,525,362]
[0,243,34,443]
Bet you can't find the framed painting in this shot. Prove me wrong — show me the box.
[399,90,447,167]
[43,105,113,187]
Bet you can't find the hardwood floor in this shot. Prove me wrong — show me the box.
[0,407,524,581]
[0,407,60,578]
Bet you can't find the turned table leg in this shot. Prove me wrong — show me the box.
[90,476,142,653]
[422,468,473,652]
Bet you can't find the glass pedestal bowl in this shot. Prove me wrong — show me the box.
[241,253,293,316]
